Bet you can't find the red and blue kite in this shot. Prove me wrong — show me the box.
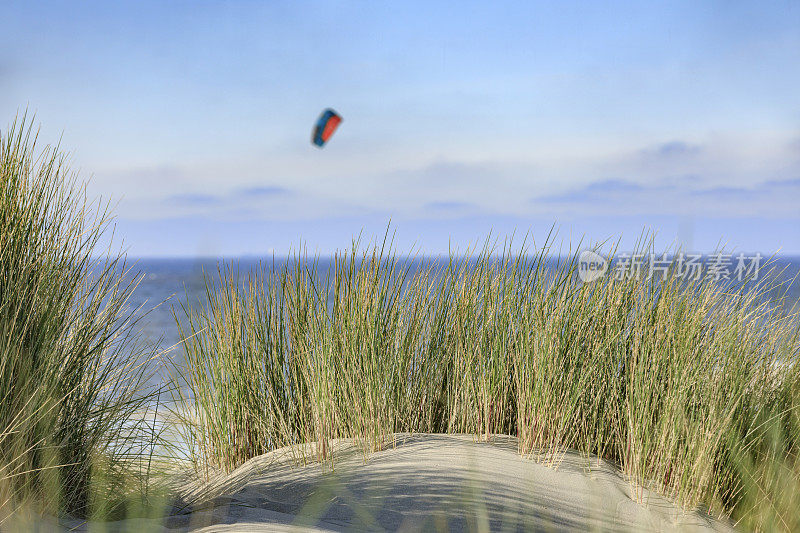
[312,108,342,148]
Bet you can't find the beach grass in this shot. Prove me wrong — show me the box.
[0,116,164,521]
[171,232,800,528]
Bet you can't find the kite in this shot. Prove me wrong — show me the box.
[312,108,342,148]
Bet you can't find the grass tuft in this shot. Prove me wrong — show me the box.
[0,115,163,520]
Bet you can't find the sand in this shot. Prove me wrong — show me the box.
[41,434,735,532]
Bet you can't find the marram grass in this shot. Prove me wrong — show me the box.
[172,234,800,528]
[0,116,164,521]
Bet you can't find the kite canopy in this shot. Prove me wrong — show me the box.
[312,108,342,147]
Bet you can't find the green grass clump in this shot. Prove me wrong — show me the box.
[173,233,800,527]
[0,116,161,521]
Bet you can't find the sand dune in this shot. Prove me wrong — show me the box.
[51,434,735,532]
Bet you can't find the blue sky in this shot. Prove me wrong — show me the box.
[2,1,799,256]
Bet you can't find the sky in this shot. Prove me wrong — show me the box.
[2,0,799,256]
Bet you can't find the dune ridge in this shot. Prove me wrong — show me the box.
[50,434,736,532]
